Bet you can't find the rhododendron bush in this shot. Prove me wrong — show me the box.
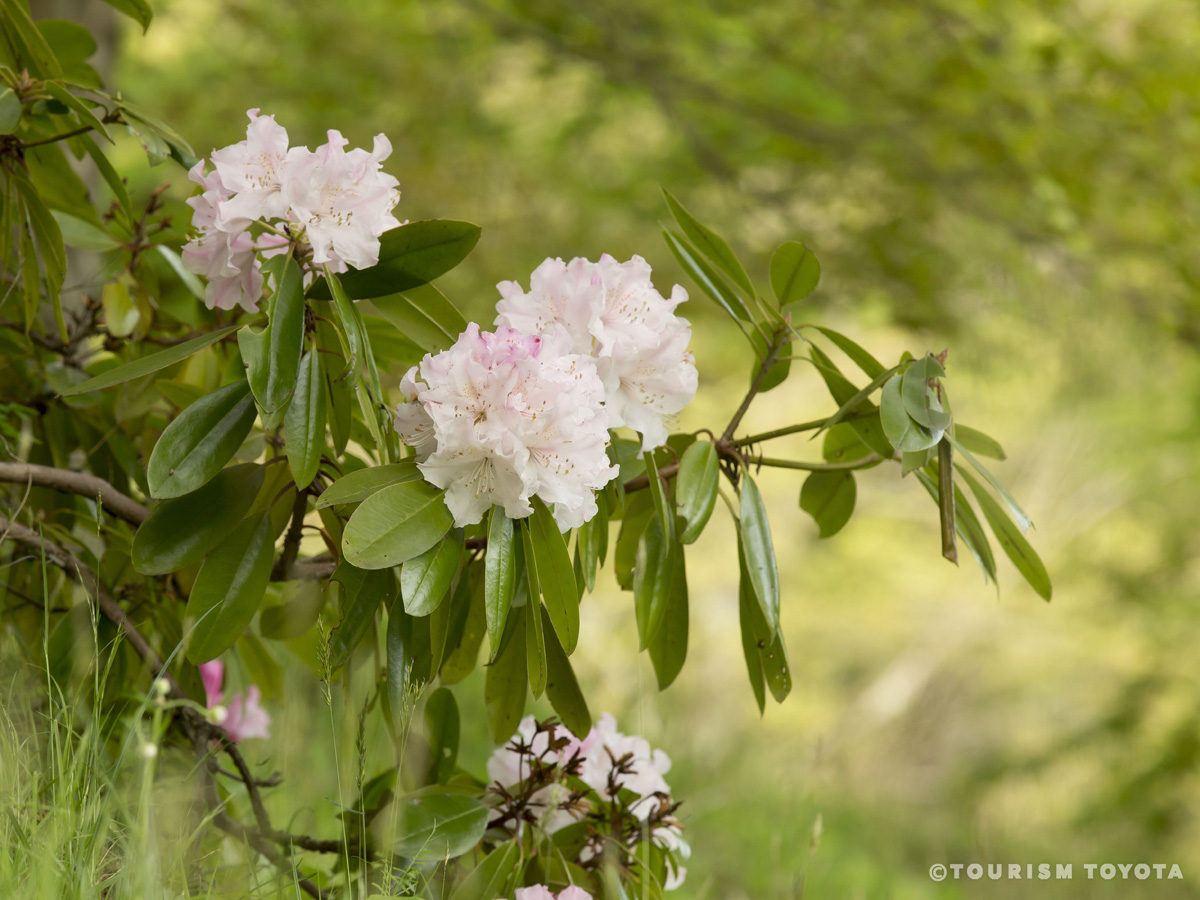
[0,4,1051,898]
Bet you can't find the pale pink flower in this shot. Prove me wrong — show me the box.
[198,660,271,742]
[495,254,697,452]
[392,369,437,462]
[181,160,265,312]
[210,109,297,226]
[577,713,673,815]
[282,130,401,272]
[513,888,558,900]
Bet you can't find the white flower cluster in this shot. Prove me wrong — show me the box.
[183,109,400,312]
[395,255,697,529]
[487,714,688,890]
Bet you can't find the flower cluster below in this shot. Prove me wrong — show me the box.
[487,714,688,891]
[182,109,400,312]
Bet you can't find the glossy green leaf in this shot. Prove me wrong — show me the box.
[902,354,951,430]
[880,373,940,452]
[315,461,420,509]
[485,509,516,658]
[147,380,256,499]
[738,577,766,714]
[401,528,463,616]
[949,437,1032,532]
[809,346,895,457]
[643,449,675,542]
[485,611,528,743]
[60,325,242,396]
[451,842,521,900]
[615,491,654,590]
[526,498,579,654]
[634,517,673,650]
[957,467,1051,600]
[952,424,1006,461]
[308,220,481,301]
[647,547,688,690]
[262,255,305,412]
[132,463,264,575]
[662,228,752,325]
[43,82,110,144]
[259,580,325,640]
[373,283,468,353]
[0,0,62,77]
[662,188,755,297]
[738,557,792,707]
[813,326,886,379]
[283,349,326,489]
[770,241,821,305]
[739,473,780,640]
[676,440,719,543]
[799,470,856,538]
[543,605,591,736]
[342,480,454,570]
[440,573,487,684]
[97,0,152,31]
[329,561,396,668]
[392,790,489,861]
[424,687,460,784]
[0,88,19,134]
[185,513,274,663]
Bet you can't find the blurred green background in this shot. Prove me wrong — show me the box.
[94,0,1200,896]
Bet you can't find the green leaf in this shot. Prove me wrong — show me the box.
[61,328,242,395]
[424,687,460,784]
[957,467,1051,600]
[525,594,547,699]
[43,82,110,144]
[315,461,420,509]
[739,473,780,641]
[329,561,396,669]
[185,514,274,663]
[901,355,951,430]
[388,601,432,710]
[952,424,1006,461]
[116,98,196,168]
[526,499,579,654]
[0,0,62,77]
[577,492,607,592]
[880,373,940,453]
[770,241,821,305]
[308,220,481,301]
[49,210,118,250]
[633,518,673,650]
[738,576,766,714]
[132,464,264,575]
[79,136,132,219]
[643,449,675,543]
[440,573,487,685]
[342,480,454,570]
[615,491,653,590]
[147,380,256,499]
[0,88,21,134]
[485,510,516,659]
[677,440,719,543]
[393,790,489,861]
[97,0,152,31]
[647,547,688,690]
[261,255,305,413]
[259,581,325,640]
[738,556,792,706]
[401,528,463,616]
[372,283,469,353]
[812,326,885,379]
[662,228,753,325]
[809,345,894,457]
[101,280,138,338]
[12,173,65,325]
[948,437,1032,532]
[485,611,527,743]
[451,842,521,900]
[662,188,755,297]
[543,605,591,736]
[284,349,326,489]
[799,470,856,538]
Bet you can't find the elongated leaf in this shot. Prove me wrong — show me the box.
[424,688,460,784]
[738,551,792,704]
[952,424,1006,461]
[451,842,521,900]
[739,473,780,640]
[80,135,132,219]
[148,380,256,499]
[812,364,898,440]
[329,561,396,668]
[373,283,468,353]
[542,605,591,735]
[677,440,719,543]
[662,188,755,296]
[634,518,673,650]
[526,499,579,654]
[60,325,242,396]
[284,349,326,489]
[0,0,62,77]
[440,574,487,685]
[957,467,1051,600]
[770,241,821,306]
[0,87,20,134]
[486,611,528,743]
[185,513,274,663]
[647,548,688,690]
[308,220,481,301]
[809,346,894,457]
[401,529,463,616]
[799,470,856,538]
[98,0,152,30]
[485,510,516,658]
[915,467,996,586]
[315,461,419,509]
[259,581,325,640]
[44,82,111,144]
[393,791,488,861]
[662,228,752,325]
[738,576,766,714]
[813,326,885,379]
[50,210,118,250]
[342,480,454,570]
[132,464,264,575]
[643,450,675,542]
[949,437,1032,532]
[263,255,305,412]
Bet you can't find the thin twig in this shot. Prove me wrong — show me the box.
[0,462,150,524]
